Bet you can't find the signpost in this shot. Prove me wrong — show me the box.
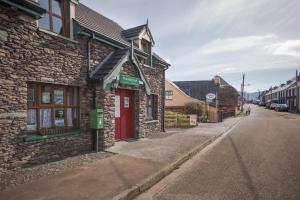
[205,93,217,122]
[206,93,216,100]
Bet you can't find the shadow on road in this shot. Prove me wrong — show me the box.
[228,135,260,200]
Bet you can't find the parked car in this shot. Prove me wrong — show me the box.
[259,102,266,106]
[265,100,272,109]
[275,104,288,112]
[270,103,278,110]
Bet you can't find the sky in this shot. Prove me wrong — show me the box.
[81,0,300,92]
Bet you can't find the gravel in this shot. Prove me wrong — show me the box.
[145,131,176,139]
[0,151,114,191]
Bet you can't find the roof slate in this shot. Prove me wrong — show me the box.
[92,48,129,80]
[75,3,130,46]
[173,81,218,101]
[122,25,146,39]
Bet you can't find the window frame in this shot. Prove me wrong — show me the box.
[165,90,173,100]
[38,0,67,36]
[27,82,79,135]
[146,94,158,120]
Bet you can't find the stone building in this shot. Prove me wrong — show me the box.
[0,0,170,170]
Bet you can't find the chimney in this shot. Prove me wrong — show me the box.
[213,75,221,85]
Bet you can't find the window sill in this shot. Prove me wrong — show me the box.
[144,120,159,124]
[38,28,79,44]
[23,129,82,142]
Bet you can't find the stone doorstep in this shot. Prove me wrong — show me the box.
[112,118,242,200]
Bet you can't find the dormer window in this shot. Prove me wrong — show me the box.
[38,0,67,36]
[141,39,151,54]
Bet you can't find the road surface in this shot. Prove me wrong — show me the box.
[136,105,300,200]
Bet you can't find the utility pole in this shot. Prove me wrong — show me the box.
[241,73,245,112]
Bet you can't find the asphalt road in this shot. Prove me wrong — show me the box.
[136,105,300,200]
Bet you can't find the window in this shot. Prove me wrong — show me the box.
[141,39,151,54]
[146,95,158,119]
[27,83,79,135]
[38,0,67,36]
[165,91,173,100]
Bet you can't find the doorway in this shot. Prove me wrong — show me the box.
[115,89,135,140]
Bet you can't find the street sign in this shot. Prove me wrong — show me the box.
[206,93,216,100]
[119,74,141,86]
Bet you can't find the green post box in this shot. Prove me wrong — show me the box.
[90,108,104,129]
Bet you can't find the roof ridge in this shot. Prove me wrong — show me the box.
[122,24,147,31]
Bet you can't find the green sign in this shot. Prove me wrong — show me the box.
[119,74,141,86]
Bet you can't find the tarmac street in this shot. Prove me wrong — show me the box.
[136,105,300,200]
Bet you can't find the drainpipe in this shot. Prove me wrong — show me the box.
[87,33,95,75]
[131,40,134,60]
[162,66,166,132]
[87,33,99,152]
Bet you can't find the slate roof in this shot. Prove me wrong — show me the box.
[173,81,219,101]
[122,25,146,39]
[152,52,170,66]
[91,48,129,80]
[75,3,130,46]
[75,3,169,66]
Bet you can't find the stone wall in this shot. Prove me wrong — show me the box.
[89,40,115,72]
[0,4,166,170]
[0,5,95,170]
[142,65,165,133]
[95,85,116,148]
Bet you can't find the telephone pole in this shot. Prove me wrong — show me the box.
[241,73,245,112]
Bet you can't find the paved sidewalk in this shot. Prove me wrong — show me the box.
[0,117,241,200]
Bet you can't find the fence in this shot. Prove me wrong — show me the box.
[165,111,197,128]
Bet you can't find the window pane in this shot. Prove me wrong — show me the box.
[55,109,64,127]
[67,88,73,106]
[52,0,63,16]
[52,16,63,34]
[38,13,50,31]
[54,88,64,104]
[147,107,152,118]
[41,86,52,104]
[40,109,52,128]
[67,108,73,127]
[27,109,36,131]
[38,0,49,10]
[73,88,78,106]
[27,86,35,107]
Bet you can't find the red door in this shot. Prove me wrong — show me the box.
[115,89,134,140]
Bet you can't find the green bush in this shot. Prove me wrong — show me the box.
[184,102,203,116]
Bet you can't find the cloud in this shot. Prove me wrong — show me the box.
[200,34,277,55]
[81,0,300,91]
[268,40,300,58]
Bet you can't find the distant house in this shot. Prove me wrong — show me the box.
[165,80,204,112]
[165,80,218,122]
[297,72,300,113]
[258,90,267,104]
[286,80,297,112]
[173,75,239,120]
